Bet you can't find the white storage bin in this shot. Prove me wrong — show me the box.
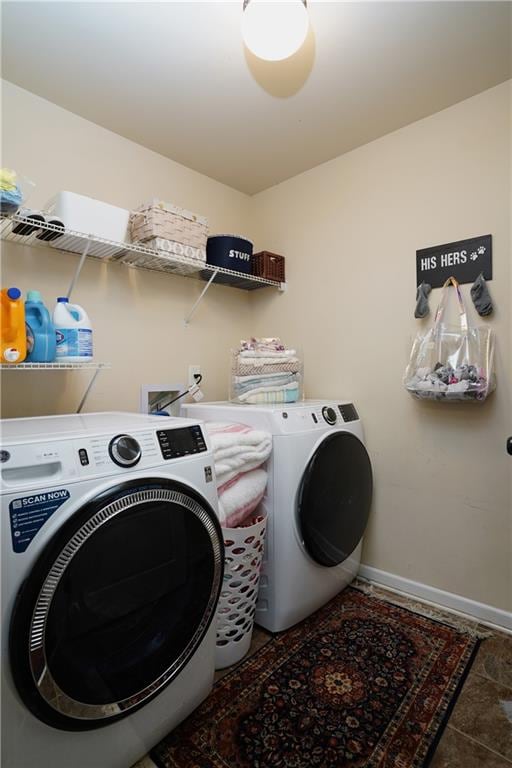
[47,191,130,256]
[216,514,267,669]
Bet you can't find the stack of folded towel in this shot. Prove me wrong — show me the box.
[205,422,272,528]
[231,337,302,404]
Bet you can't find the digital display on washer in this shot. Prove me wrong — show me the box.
[338,403,359,422]
[157,426,207,460]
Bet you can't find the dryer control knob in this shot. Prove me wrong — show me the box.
[322,406,337,425]
[109,434,142,467]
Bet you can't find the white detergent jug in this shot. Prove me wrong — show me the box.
[53,297,93,362]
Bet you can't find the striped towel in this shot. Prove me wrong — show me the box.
[237,382,300,404]
[218,467,267,528]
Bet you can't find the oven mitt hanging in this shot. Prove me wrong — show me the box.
[404,276,496,402]
[470,273,493,317]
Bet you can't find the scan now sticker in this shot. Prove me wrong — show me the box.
[9,489,70,553]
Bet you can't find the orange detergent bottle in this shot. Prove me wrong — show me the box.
[1,287,27,364]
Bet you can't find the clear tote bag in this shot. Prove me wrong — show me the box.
[404,277,495,402]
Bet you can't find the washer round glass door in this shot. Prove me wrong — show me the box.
[9,478,223,731]
[298,432,373,567]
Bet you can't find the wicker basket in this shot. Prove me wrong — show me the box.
[130,199,208,249]
[252,251,285,282]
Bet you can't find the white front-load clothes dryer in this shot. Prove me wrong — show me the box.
[1,412,223,768]
[183,400,372,633]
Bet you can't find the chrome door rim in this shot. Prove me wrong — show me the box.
[28,488,222,720]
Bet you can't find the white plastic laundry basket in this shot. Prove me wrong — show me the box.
[216,514,267,669]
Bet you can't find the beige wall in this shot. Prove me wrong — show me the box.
[1,80,255,416]
[249,81,512,612]
[1,80,510,613]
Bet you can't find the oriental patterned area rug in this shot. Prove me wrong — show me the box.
[152,588,479,768]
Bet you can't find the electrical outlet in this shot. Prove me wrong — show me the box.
[188,365,201,387]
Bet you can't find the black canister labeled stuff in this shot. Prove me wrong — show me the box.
[206,234,253,274]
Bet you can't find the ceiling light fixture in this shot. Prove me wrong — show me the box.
[242,0,309,62]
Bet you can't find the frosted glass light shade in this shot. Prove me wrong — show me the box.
[242,0,309,61]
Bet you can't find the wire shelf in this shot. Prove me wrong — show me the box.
[0,214,285,291]
[0,214,126,260]
[0,362,110,371]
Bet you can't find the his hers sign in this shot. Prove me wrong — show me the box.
[416,235,492,289]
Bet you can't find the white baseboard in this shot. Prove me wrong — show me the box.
[358,564,512,633]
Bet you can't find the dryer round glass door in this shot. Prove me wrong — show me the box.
[9,478,223,731]
[298,432,373,567]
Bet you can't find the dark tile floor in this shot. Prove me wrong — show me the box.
[133,584,512,768]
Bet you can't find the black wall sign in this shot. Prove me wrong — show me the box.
[416,235,492,289]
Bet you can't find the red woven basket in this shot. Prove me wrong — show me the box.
[252,251,285,282]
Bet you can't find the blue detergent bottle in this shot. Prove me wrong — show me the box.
[25,290,57,362]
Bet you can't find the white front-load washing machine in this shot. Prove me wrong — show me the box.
[183,400,372,633]
[1,412,223,768]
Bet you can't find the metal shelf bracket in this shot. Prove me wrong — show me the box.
[67,237,92,299]
[76,365,104,413]
[184,268,219,326]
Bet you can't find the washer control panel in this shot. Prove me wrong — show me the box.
[0,419,210,493]
[84,429,159,471]
[308,403,358,427]
[157,425,207,460]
